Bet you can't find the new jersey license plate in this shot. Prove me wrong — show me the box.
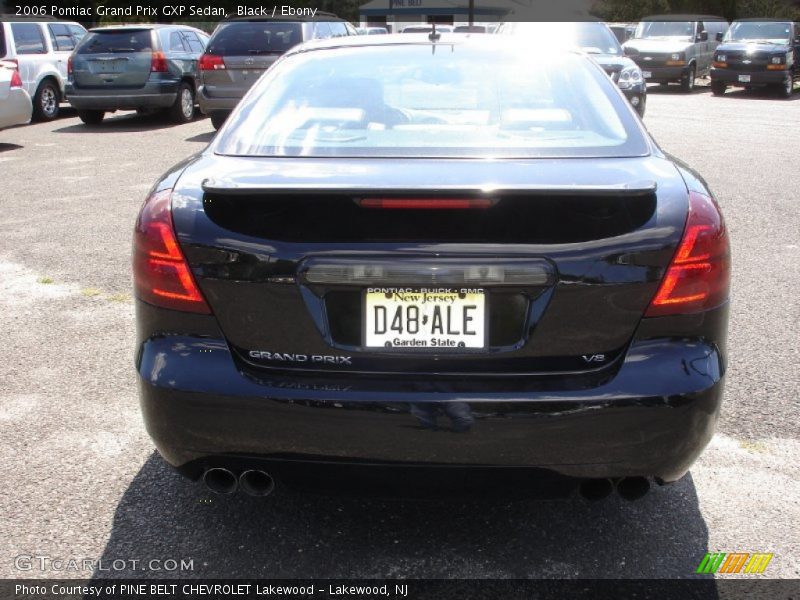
[364,288,486,349]
[738,74,751,83]
[643,71,652,78]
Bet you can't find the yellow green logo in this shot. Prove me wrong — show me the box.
[696,552,773,574]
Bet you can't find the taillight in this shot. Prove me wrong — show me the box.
[645,191,730,317]
[199,53,225,70]
[67,56,73,75]
[9,69,23,89]
[150,51,168,73]
[357,198,495,210]
[133,189,211,314]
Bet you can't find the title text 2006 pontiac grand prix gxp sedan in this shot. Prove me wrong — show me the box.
[134,35,730,501]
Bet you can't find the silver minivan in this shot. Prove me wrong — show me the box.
[198,15,356,129]
[0,18,87,120]
[623,15,728,92]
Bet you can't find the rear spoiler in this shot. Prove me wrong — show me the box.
[201,178,658,197]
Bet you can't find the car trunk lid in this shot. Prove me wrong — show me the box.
[170,155,689,376]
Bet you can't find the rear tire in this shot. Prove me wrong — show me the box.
[32,79,60,121]
[680,64,696,93]
[77,110,105,125]
[210,111,228,130]
[169,82,195,123]
[711,81,726,96]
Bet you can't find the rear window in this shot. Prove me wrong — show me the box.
[208,22,302,55]
[11,23,46,54]
[182,31,205,53]
[0,25,6,58]
[216,44,647,159]
[68,25,87,42]
[76,30,153,54]
[48,24,76,52]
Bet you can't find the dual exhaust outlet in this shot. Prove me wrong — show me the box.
[203,468,275,497]
[203,468,651,501]
[578,477,652,502]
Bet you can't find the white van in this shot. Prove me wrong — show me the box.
[0,18,87,120]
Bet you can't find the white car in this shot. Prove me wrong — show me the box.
[0,19,86,120]
[0,61,32,130]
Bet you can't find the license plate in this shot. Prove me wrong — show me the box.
[364,288,486,349]
[92,59,125,74]
[643,71,652,79]
[738,74,751,83]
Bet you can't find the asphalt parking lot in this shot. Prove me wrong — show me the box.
[1,82,798,581]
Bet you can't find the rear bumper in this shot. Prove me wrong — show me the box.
[710,68,789,85]
[138,322,725,484]
[0,88,32,130]
[65,79,179,110]
[197,85,240,114]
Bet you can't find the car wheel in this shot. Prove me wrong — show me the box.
[711,81,726,96]
[210,111,228,130]
[77,110,105,125]
[170,83,195,123]
[33,80,60,121]
[777,74,793,98]
[680,64,696,93]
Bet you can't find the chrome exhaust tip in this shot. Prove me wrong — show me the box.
[578,478,614,502]
[616,477,651,501]
[239,470,275,497]
[202,467,238,495]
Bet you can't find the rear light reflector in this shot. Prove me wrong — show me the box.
[301,257,553,286]
[133,189,211,314]
[766,64,787,70]
[150,51,168,73]
[199,54,226,70]
[645,191,730,317]
[712,61,727,68]
[67,56,73,75]
[357,198,495,210]
[9,69,23,89]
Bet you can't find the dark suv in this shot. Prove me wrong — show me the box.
[66,24,209,125]
[710,19,799,98]
[198,15,356,129]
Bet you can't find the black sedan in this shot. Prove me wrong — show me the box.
[134,35,730,501]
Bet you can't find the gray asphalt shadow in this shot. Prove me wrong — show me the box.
[185,131,215,143]
[94,453,717,585]
[53,111,207,134]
